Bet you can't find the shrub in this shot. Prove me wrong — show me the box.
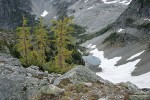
[137,23,150,29]
[126,18,134,24]
[103,32,125,47]
[70,24,86,37]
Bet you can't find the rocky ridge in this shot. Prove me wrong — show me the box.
[0,53,150,100]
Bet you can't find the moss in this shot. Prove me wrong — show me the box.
[75,83,89,93]
[58,78,72,88]
[88,94,99,100]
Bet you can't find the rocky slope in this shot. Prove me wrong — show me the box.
[0,53,150,100]
[81,0,150,77]
[0,0,128,32]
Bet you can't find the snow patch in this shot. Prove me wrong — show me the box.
[54,16,57,19]
[144,18,150,21]
[127,50,145,61]
[101,0,132,5]
[41,10,49,17]
[101,0,118,4]
[85,0,88,2]
[118,28,124,33]
[88,44,150,88]
[87,44,96,49]
[87,6,95,10]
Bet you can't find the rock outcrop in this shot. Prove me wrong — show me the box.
[0,53,150,100]
[0,53,60,100]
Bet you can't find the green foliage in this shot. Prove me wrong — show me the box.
[70,24,86,37]
[15,16,31,66]
[69,47,85,65]
[51,17,74,68]
[103,32,125,47]
[75,83,89,93]
[32,18,49,66]
[14,16,84,74]
[137,23,150,29]
[126,18,135,24]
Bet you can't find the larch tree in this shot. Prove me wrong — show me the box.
[34,17,49,66]
[15,16,31,66]
[51,17,74,68]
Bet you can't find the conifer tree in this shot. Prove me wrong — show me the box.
[34,18,49,66]
[51,17,74,68]
[15,16,31,66]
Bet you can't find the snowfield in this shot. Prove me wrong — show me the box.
[101,0,132,5]
[41,10,49,17]
[87,44,150,88]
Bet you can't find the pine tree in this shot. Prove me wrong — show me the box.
[51,17,74,68]
[15,16,31,66]
[34,17,49,66]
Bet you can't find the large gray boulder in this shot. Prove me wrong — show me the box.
[0,54,27,100]
[83,55,102,72]
[0,53,61,100]
[118,81,142,94]
[54,65,107,85]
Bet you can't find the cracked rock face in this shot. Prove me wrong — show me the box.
[0,53,60,100]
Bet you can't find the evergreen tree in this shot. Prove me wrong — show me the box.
[15,16,31,66]
[34,18,49,66]
[51,17,74,68]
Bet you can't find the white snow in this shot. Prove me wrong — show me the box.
[85,0,88,2]
[87,6,95,10]
[41,10,49,17]
[87,44,96,49]
[127,50,145,61]
[88,45,150,88]
[101,0,132,5]
[144,18,150,21]
[118,28,124,33]
[101,0,118,4]
[54,16,57,19]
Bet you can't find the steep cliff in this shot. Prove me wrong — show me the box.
[115,0,150,28]
[0,0,35,29]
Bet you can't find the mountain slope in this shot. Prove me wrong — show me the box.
[81,0,150,79]
[0,0,129,32]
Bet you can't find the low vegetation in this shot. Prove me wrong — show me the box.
[137,22,150,30]
[126,18,135,25]
[70,24,86,37]
[103,32,125,47]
